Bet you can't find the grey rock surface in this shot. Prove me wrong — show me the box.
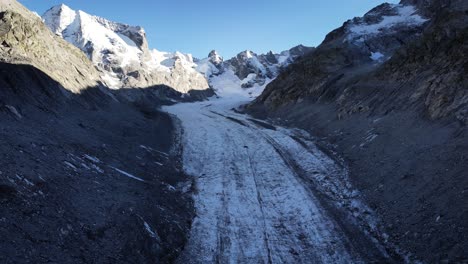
[0,1,101,93]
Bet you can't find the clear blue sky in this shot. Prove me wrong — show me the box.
[18,0,398,59]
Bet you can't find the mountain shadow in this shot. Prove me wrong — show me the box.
[0,61,209,264]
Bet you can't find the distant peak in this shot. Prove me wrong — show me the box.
[49,3,73,12]
[208,50,223,65]
[238,50,255,59]
[209,50,219,56]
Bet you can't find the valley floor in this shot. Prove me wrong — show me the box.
[165,96,398,263]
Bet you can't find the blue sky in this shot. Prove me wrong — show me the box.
[18,0,398,59]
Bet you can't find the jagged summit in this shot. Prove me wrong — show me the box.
[196,45,312,97]
[208,50,223,65]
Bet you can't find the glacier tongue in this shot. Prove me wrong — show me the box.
[164,92,392,263]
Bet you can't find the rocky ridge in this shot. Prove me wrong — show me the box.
[0,0,100,94]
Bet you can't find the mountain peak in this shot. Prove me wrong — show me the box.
[208,50,223,65]
[42,4,209,92]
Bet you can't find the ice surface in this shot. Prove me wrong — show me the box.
[163,89,394,262]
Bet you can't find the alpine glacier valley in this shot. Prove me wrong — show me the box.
[0,0,467,263]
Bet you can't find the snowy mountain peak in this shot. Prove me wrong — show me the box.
[42,4,310,97]
[42,4,209,93]
[244,50,254,58]
[197,46,313,98]
[42,4,77,37]
[208,50,223,65]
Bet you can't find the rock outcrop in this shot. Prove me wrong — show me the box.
[0,0,100,94]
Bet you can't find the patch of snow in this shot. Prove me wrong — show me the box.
[90,164,104,174]
[277,51,291,65]
[348,5,428,38]
[42,4,77,36]
[32,11,41,19]
[80,163,91,170]
[370,51,384,61]
[5,105,22,119]
[111,167,145,182]
[209,69,270,99]
[165,184,176,192]
[116,33,137,47]
[84,154,100,163]
[101,72,121,89]
[64,161,77,170]
[143,221,159,239]
[154,150,169,157]
[196,58,219,78]
[360,131,379,147]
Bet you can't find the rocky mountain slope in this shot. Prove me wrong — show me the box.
[0,1,195,263]
[248,0,468,262]
[42,4,209,94]
[253,0,466,124]
[0,0,100,94]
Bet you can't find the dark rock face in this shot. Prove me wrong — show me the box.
[248,0,468,262]
[229,50,266,80]
[208,49,223,67]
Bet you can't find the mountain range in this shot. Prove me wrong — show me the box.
[0,0,466,263]
[42,4,312,97]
